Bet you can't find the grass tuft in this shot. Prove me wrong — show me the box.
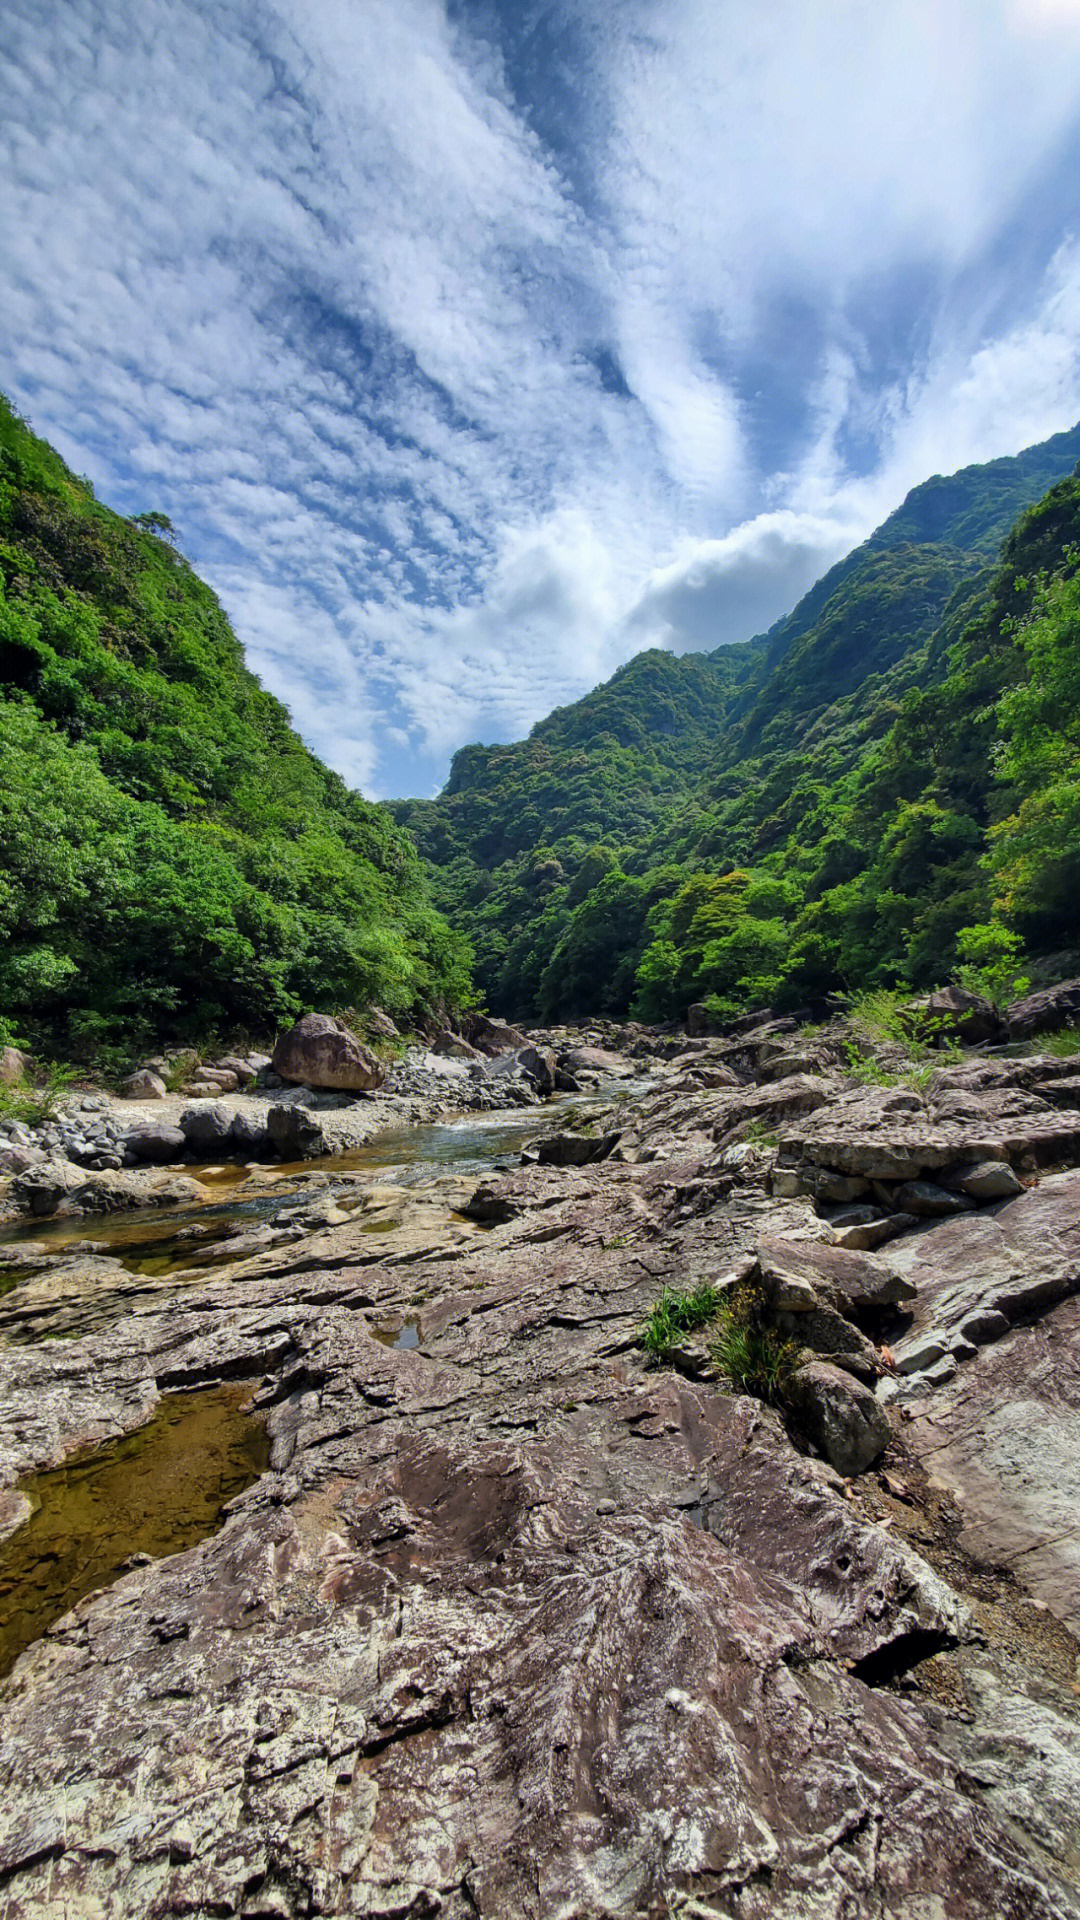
[638,1283,727,1362]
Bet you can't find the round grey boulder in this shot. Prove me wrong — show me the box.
[271,1013,386,1093]
[123,1125,187,1165]
[179,1103,234,1152]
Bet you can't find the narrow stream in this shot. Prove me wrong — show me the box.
[0,1382,269,1680]
[0,1092,624,1285]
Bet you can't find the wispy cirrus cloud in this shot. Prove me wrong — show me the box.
[3,0,1080,794]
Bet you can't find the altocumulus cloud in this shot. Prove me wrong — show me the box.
[3,0,1080,794]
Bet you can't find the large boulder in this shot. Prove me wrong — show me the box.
[686,1001,722,1036]
[516,1044,557,1095]
[228,1112,272,1157]
[194,1066,240,1092]
[0,1046,31,1088]
[214,1054,258,1087]
[461,1010,530,1056]
[919,984,1005,1046]
[266,1103,326,1160]
[179,1103,234,1153]
[1006,977,1080,1039]
[271,1013,386,1093]
[122,1125,187,1165]
[12,1159,82,1217]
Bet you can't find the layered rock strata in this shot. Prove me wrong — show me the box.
[1,1025,1079,1916]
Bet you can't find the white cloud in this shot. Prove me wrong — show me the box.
[2,0,1080,798]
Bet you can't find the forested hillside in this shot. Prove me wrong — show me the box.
[0,397,471,1059]
[400,424,1080,1023]
[392,642,762,1012]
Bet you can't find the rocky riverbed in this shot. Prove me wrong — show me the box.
[2,1016,1080,1916]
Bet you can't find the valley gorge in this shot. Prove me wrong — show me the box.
[4,396,1080,1918]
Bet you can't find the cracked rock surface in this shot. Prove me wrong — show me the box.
[2,1030,1080,1917]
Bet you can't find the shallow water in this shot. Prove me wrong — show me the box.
[0,1382,269,1680]
[0,1080,638,1681]
[0,1090,627,1284]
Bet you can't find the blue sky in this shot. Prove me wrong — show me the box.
[4,0,1080,797]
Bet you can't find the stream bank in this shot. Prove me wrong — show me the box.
[1,1018,1080,1917]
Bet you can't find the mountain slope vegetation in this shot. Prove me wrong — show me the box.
[400,423,1080,1023]
[0,396,471,1058]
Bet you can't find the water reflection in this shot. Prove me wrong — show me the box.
[0,1383,269,1680]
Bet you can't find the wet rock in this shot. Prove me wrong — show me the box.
[787,1359,893,1473]
[272,1012,386,1093]
[122,1124,187,1165]
[535,1130,621,1167]
[265,1103,326,1161]
[119,1069,167,1100]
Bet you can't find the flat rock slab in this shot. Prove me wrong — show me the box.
[888,1169,1080,1353]
[903,1293,1080,1633]
[2,1111,1080,1916]
[781,1089,1080,1180]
